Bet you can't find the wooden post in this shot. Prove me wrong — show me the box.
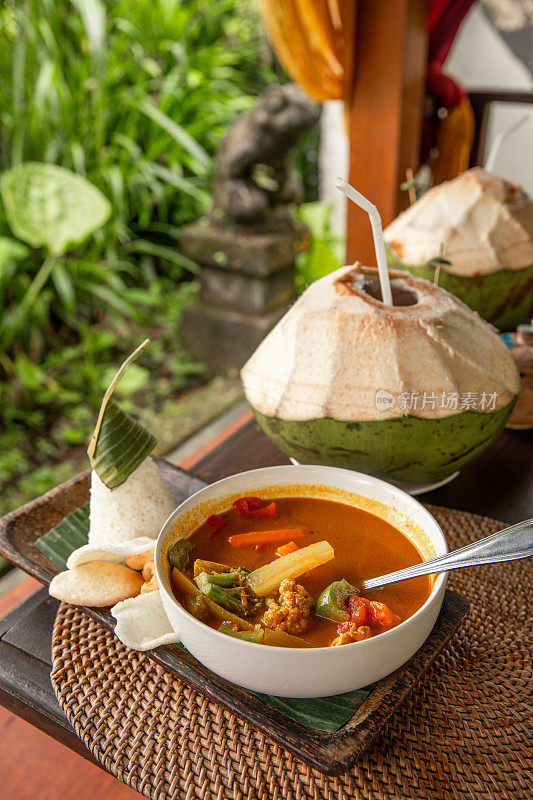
[343,0,427,265]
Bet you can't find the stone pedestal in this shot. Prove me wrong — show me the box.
[180,216,310,375]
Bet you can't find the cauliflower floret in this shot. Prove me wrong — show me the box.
[331,625,371,647]
[261,578,313,635]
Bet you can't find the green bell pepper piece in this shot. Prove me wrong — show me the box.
[218,623,264,643]
[315,579,357,622]
[168,539,193,570]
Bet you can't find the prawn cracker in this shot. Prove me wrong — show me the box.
[111,590,180,650]
[49,562,143,607]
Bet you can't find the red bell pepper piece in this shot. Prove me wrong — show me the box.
[233,497,277,518]
[233,498,253,516]
[346,595,370,626]
[243,497,263,510]
[251,501,276,517]
[367,600,401,627]
[206,514,228,539]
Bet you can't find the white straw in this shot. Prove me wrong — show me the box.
[336,177,393,305]
[485,114,529,172]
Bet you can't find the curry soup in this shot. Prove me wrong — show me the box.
[169,496,431,648]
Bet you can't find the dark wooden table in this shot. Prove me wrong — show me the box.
[0,416,531,769]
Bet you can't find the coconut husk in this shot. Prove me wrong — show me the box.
[384,168,533,276]
[241,265,520,422]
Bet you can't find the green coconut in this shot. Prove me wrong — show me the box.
[385,256,533,332]
[241,265,520,486]
[254,404,515,483]
[384,168,533,331]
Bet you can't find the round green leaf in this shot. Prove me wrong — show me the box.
[0,162,111,255]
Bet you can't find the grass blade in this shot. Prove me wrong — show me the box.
[71,0,106,54]
[138,100,211,171]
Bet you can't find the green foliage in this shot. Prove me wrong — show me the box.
[0,162,112,351]
[0,235,29,268]
[0,0,278,257]
[0,280,200,515]
[0,0,280,364]
[0,0,319,515]
[295,202,344,290]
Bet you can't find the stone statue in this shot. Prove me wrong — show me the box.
[212,83,319,225]
[180,83,318,374]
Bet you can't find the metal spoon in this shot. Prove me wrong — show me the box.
[361,519,533,591]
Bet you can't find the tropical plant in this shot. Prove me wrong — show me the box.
[0,0,280,266]
[0,0,320,516]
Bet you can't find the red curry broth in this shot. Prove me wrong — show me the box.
[174,496,431,647]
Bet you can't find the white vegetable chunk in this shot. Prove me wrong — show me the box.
[247,541,335,596]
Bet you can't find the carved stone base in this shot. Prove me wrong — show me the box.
[182,301,289,375]
[179,213,309,375]
[179,217,310,277]
[199,267,295,314]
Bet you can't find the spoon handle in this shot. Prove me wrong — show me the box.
[361,518,533,591]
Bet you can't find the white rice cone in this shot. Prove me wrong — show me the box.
[89,456,176,547]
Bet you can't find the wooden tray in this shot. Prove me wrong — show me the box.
[0,458,468,775]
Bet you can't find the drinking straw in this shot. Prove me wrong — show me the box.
[336,178,393,305]
[485,114,529,172]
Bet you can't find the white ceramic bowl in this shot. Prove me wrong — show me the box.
[155,465,447,698]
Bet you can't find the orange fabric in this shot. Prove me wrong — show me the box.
[433,96,475,184]
[259,0,345,102]
[259,0,474,183]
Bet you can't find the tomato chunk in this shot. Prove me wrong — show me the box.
[343,595,400,632]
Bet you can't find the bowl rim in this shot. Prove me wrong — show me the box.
[155,464,448,654]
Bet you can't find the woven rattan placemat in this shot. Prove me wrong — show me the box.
[51,506,532,799]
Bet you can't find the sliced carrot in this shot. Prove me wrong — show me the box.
[276,541,299,558]
[227,528,306,549]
